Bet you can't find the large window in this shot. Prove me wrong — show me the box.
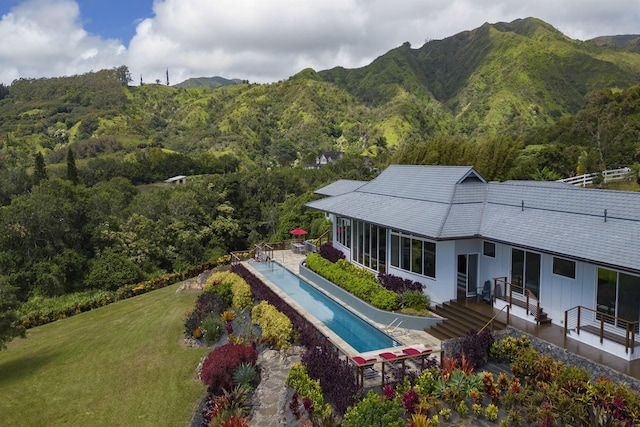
[336,217,351,248]
[352,220,386,273]
[597,268,640,331]
[390,230,436,278]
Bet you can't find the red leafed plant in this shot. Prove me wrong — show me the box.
[200,343,258,393]
[218,416,249,427]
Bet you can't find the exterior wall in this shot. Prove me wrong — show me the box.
[541,256,595,326]
[483,241,597,327]
[386,240,456,305]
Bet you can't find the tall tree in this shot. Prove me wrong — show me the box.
[0,279,25,350]
[66,148,79,185]
[33,152,48,184]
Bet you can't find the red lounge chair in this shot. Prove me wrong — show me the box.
[352,355,376,366]
[402,347,432,357]
[402,347,432,369]
[379,352,399,363]
[353,356,377,386]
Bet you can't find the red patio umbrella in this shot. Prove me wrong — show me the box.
[289,227,308,236]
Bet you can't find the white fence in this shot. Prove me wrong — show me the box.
[557,167,630,187]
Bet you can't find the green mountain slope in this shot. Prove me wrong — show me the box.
[1,18,639,173]
[319,17,640,136]
[173,76,242,89]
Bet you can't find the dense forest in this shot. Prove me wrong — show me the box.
[0,17,639,321]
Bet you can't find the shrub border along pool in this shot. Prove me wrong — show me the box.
[299,261,442,331]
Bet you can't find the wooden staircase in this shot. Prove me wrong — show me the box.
[496,296,552,325]
[425,300,508,341]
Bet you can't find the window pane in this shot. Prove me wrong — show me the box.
[356,221,364,264]
[597,268,617,321]
[525,252,540,298]
[391,234,399,268]
[378,228,386,273]
[343,218,351,249]
[553,257,575,279]
[363,223,370,267]
[370,226,378,270]
[401,237,411,271]
[412,239,422,274]
[618,273,640,331]
[511,249,524,287]
[424,241,436,277]
[483,241,495,258]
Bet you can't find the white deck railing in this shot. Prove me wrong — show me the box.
[557,167,630,187]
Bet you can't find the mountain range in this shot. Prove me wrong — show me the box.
[1,17,639,176]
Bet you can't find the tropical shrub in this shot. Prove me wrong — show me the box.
[183,291,227,337]
[202,312,225,345]
[401,290,429,311]
[302,342,359,415]
[489,334,531,362]
[460,328,494,369]
[318,243,345,263]
[343,390,405,427]
[286,363,332,419]
[378,273,424,293]
[230,278,253,312]
[251,301,294,349]
[485,403,499,422]
[204,271,241,307]
[207,385,252,427]
[200,343,258,393]
[221,309,236,322]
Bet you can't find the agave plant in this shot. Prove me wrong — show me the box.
[233,362,257,389]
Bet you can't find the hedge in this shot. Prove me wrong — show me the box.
[304,253,399,311]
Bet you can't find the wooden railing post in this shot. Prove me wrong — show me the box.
[577,306,581,334]
[564,310,568,335]
[626,324,630,354]
[600,316,605,344]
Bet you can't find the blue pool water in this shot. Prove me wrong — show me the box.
[250,261,400,353]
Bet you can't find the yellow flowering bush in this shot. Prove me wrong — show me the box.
[251,301,293,349]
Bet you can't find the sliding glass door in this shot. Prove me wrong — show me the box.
[511,249,541,298]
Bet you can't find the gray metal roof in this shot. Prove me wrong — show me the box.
[306,165,640,273]
[314,179,367,196]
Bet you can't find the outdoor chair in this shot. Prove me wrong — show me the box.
[481,280,492,304]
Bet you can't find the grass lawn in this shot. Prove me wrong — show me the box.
[0,283,209,427]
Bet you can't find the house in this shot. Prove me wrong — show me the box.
[315,151,344,166]
[305,165,640,359]
[164,175,187,185]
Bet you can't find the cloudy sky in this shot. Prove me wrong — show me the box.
[0,0,639,86]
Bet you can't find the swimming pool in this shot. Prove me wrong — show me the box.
[249,261,400,353]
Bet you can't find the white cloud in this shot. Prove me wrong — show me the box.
[1,0,639,85]
[0,0,125,84]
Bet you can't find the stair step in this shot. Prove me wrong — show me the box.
[425,299,508,340]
